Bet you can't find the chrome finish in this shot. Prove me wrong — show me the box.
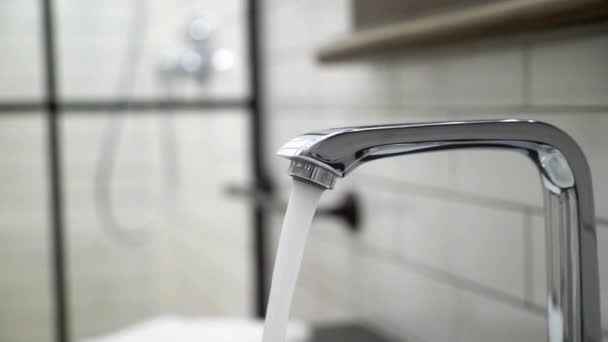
[158,15,235,82]
[277,119,601,342]
[288,160,336,189]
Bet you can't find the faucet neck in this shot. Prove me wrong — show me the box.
[278,119,602,342]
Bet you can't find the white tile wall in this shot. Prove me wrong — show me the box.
[0,115,52,342]
[395,194,527,299]
[529,215,547,309]
[350,185,399,252]
[264,1,608,341]
[267,57,392,108]
[264,0,349,55]
[60,112,252,339]
[291,285,354,324]
[450,149,543,207]
[452,289,546,342]
[297,232,355,306]
[530,34,608,106]
[390,47,525,108]
[0,0,43,100]
[353,252,456,342]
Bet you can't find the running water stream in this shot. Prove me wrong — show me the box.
[261,180,325,342]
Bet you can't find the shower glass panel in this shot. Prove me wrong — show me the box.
[0,0,43,101]
[55,0,247,101]
[0,115,53,342]
[0,0,52,341]
[0,0,255,340]
[62,112,252,339]
[55,0,252,339]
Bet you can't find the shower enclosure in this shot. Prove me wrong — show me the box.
[0,0,270,341]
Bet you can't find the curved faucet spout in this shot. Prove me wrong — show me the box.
[277,119,601,342]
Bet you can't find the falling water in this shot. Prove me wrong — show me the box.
[261,179,325,342]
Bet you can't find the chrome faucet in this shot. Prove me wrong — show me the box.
[277,119,601,342]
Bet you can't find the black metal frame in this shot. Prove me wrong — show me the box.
[0,99,251,113]
[40,1,68,341]
[246,0,272,320]
[0,0,270,341]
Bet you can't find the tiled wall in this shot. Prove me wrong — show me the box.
[0,115,53,341]
[0,0,253,341]
[0,0,53,337]
[62,112,252,339]
[262,1,608,341]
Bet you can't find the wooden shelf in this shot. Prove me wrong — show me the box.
[318,0,608,63]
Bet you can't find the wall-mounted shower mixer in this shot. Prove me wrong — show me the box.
[158,14,235,82]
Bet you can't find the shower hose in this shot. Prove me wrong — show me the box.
[94,0,179,245]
